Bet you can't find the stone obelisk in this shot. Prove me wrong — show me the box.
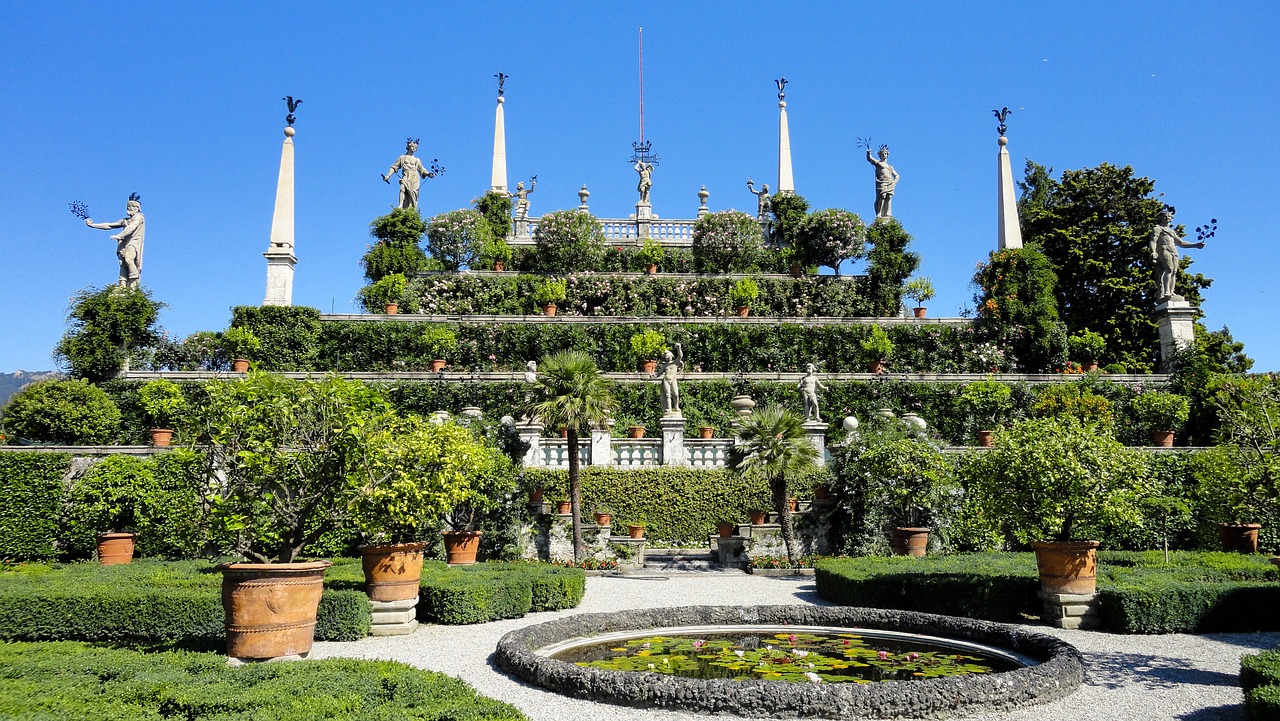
[491,73,508,194]
[263,112,297,306]
[995,108,1023,250]
[776,78,794,194]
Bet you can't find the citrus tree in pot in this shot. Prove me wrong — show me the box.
[1128,391,1190,447]
[137,379,187,447]
[964,416,1150,595]
[437,426,518,565]
[220,327,261,373]
[190,371,395,660]
[958,378,1014,447]
[64,455,151,564]
[853,433,955,556]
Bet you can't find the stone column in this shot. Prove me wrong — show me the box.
[996,135,1023,250]
[263,126,297,306]
[491,95,507,194]
[517,420,544,467]
[1153,299,1196,371]
[778,99,795,194]
[660,413,689,467]
[802,420,827,467]
[697,185,709,218]
[590,425,614,467]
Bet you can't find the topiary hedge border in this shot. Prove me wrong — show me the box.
[1243,651,1280,721]
[0,453,71,562]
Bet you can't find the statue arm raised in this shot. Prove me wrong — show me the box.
[1174,235,1205,250]
[865,149,876,164]
[85,218,124,231]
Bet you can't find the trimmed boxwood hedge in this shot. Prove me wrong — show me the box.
[815,551,1280,633]
[230,305,321,371]
[0,453,71,562]
[1244,651,1280,721]
[0,641,526,720]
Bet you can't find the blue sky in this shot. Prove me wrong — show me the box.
[2,3,1277,372]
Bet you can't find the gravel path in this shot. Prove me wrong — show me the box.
[311,573,1279,720]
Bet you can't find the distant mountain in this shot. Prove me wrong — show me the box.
[0,371,61,407]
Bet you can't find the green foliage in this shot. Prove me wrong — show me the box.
[863,219,919,316]
[358,272,419,313]
[229,305,321,371]
[1128,391,1191,433]
[1019,161,1212,373]
[1,379,121,444]
[958,379,1014,428]
[137,379,186,429]
[478,235,513,268]
[1168,324,1254,444]
[692,210,766,273]
[0,454,70,561]
[859,326,894,363]
[729,405,819,563]
[1199,374,1280,526]
[54,285,165,381]
[1031,380,1114,425]
[1250,684,1280,721]
[815,554,1040,621]
[629,330,667,361]
[855,436,955,528]
[219,325,261,361]
[532,210,606,273]
[426,208,494,270]
[903,276,935,306]
[638,237,666,266]
[1243,651,1280,695]
[1068,329,1107,363]
[473,189,514,240]
[728,277,760,308]
[972,247,1067,372]
[62,455,150,547]
[769,191,810,248]
[363,208,429,282]
[533,277,567,305]
[316,322,457,370]
[796,208,867,273]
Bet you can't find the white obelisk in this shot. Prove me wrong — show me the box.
[263,124,297,306]
[491,93,508,193]
[997,134,1023,250]
[777,97,795,194]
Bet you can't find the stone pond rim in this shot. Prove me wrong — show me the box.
[495,604,1085,719]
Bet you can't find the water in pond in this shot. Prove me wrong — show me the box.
[553,630,1019,684]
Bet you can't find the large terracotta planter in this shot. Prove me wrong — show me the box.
[358,542,427,602]
[219,560,331,660]
[442,530,483,565]
[716,522,736,538]
[642,359,658,374]
[891,527,930,557]
[913,307,926,318]
[1031,540,1100,595]
[1151,430,1174,447]
[148,429,173,447]
[232,358,250,373]
[96,532,137,565]
[749,510,768,526]
[976,429,995,447]
[1217,523,1261,554]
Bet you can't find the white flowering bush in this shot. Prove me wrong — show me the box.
[797,208,867,274]
[426,209,493,270]
[531,210,605,273]
[691,210,764,273]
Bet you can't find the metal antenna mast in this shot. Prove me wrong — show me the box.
[629,27,659,166]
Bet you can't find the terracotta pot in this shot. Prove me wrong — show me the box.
[96,532,137,565]
[913,307,926,318]
[629,426,646,439]
[890,527,930,557]
[559,427,569,438]
[430,359,447,372]
[1217,523,1261,554]
[976,429,995,447]
[594,512,612,526]
[628,525,645,539]
[813,484,830,500]
[736,306,750,318]
[788,497,799,512]
[699,426,714,439]
[148,429,173,447]
[555,499,572,514]
[530,486,544,503]
[749,510,768,526]
[219,560,330,659]
[642,359,658,374]
[646,264,658,275]
[1151,430,1174,447]
[232,358,250,373]
[716,522,736,538]
[869,360,886,375]
[441,530,483,565]
[493,261,505,272]
[1031,540,1100,595]
[384,303,398,315]
[789,264,803,278]
[358,542,427,602]
[1084,361,1099,373]
[543,303,557,317]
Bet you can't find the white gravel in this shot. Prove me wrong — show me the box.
[311,574,1279,720]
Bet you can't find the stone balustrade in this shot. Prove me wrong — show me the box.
[508,216,758,247]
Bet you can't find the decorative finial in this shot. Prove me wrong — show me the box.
[775,77,788,100]
[495,72,508,97]
[283,96,302,127]
[629,140,660,166]
[993,107,1011,137]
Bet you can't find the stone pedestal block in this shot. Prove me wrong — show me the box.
[590,428,614,467]
[713,536,748,569]
[263,248,296,307]
[370,597,419,636]
[802,420,828,467]
[660,414,689,467]
[1153,299,1196,372]
[1038,590,1101,630]
[517,421,544,467]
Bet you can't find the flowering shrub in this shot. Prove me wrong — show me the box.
[426,209,493,270]
[796,208,867,274]
[531,210,605,273]
[692,210,764,273]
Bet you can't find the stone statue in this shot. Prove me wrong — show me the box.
[655,343,684,414]
[381,138,435,209]
[746,178,771,220]
[797,363,828,421]
[865,145,899,221]
[513,179,536,220]
[634,160,654,205]
[523,360,537,384]
[1150,208,1204,301]
[84,193,145,289]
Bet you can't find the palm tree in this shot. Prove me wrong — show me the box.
[530,350,616,561]
[728,404,819,566]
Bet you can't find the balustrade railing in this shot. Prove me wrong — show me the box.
[686,439,731,468]
[510,217,712,246]
[612,439,662,468]
[539,440,591,469]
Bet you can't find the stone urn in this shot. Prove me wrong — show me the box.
[730,395,756,417]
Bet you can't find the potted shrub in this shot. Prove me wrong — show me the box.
[137,379,186,447]
[534,277,567,316]
[478,236,513,272]
[903,276,935,318]
[965,416,1150,594]
[781,246,804,277]
[440,437,518,565]
[1128,391,1190,447]
[854,435,954,556]
[220,327,261,373]
[627,523,646,539]
[360,272,413,314]
[1199,375,1280,552]
[729,277,759,317]
[638,238,665,275]
[860,326,894,374]
[958,378,1014,447]
[64,455,150,565]
[1068,330,1107,372]
[630,330,667,373]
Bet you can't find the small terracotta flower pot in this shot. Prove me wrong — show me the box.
[913,307,926,318]
[629,426,646,439]
[148,429,173,447]
[813,484,830,500]
[232,358,250,373]
[594,512,612,526]
[384,303,399,315]
[646,264,658,275]
[699,426,714,439]
[788,497,799,512]
[628,525,645,539]
[642,359,658,374]
[749,510,767,526]
[736,306,750,318]
[543,303,557,317]
[976,429,995,447]
[556,499,572,514]
[869,360,886,374]
[1152,430,1174,447]
[530,486,544,503]
[494,261,505,272]
[1084,361,1099,373]
[789,264,803,278]
[430,359,447,372]
[716,522,736,538]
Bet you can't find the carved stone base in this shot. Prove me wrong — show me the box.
[1153,298,1196,372]
[263,248,297,307]
[1038,590,1102,630]
[370,597,419,636]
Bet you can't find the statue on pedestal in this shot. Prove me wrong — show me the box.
[797,363,828,421]
[1151,208,1204,302]
[865,144,899,221]
[381,138,437,209]
[634,160,654,205]
[746,178,771,220]
[655,343,684,414]
[513,178,536,220]
[83,193,145,289]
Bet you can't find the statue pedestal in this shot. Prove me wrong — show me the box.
[802,420,828,467]
[1153,298,1196,371]
[263,247,296,306]
[660,413,689,467]
[517,420,544,467]
[590,426,614,467]
[633,202,655,239]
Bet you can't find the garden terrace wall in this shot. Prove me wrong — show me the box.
[506,243,792,273]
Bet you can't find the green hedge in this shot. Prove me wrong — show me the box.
[0,641,525,720]
[1245,651,1280,721]
[230,305,321,371]
[0,453,70,562]
[1250,684,1280,721]
[508,243,793,274]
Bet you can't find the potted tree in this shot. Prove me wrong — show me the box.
[593,505,613,527]
[137,378,186,447]
[360,272,412,314]
[958,378,1014,447]
[439,428,517,565]
[729,278,759,317]
[534,277,567,316]
[64,455,149,565]
[855,435,954,556]
[478,236,513,272]
[630,330,667,374]
[220,327,261,373]
[860,326,894,374]
[965,416,1149,594]
[639,238,665,275]
[1068,330,1107,373]
[903,276,936,319]
[1128,391,1191,447]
